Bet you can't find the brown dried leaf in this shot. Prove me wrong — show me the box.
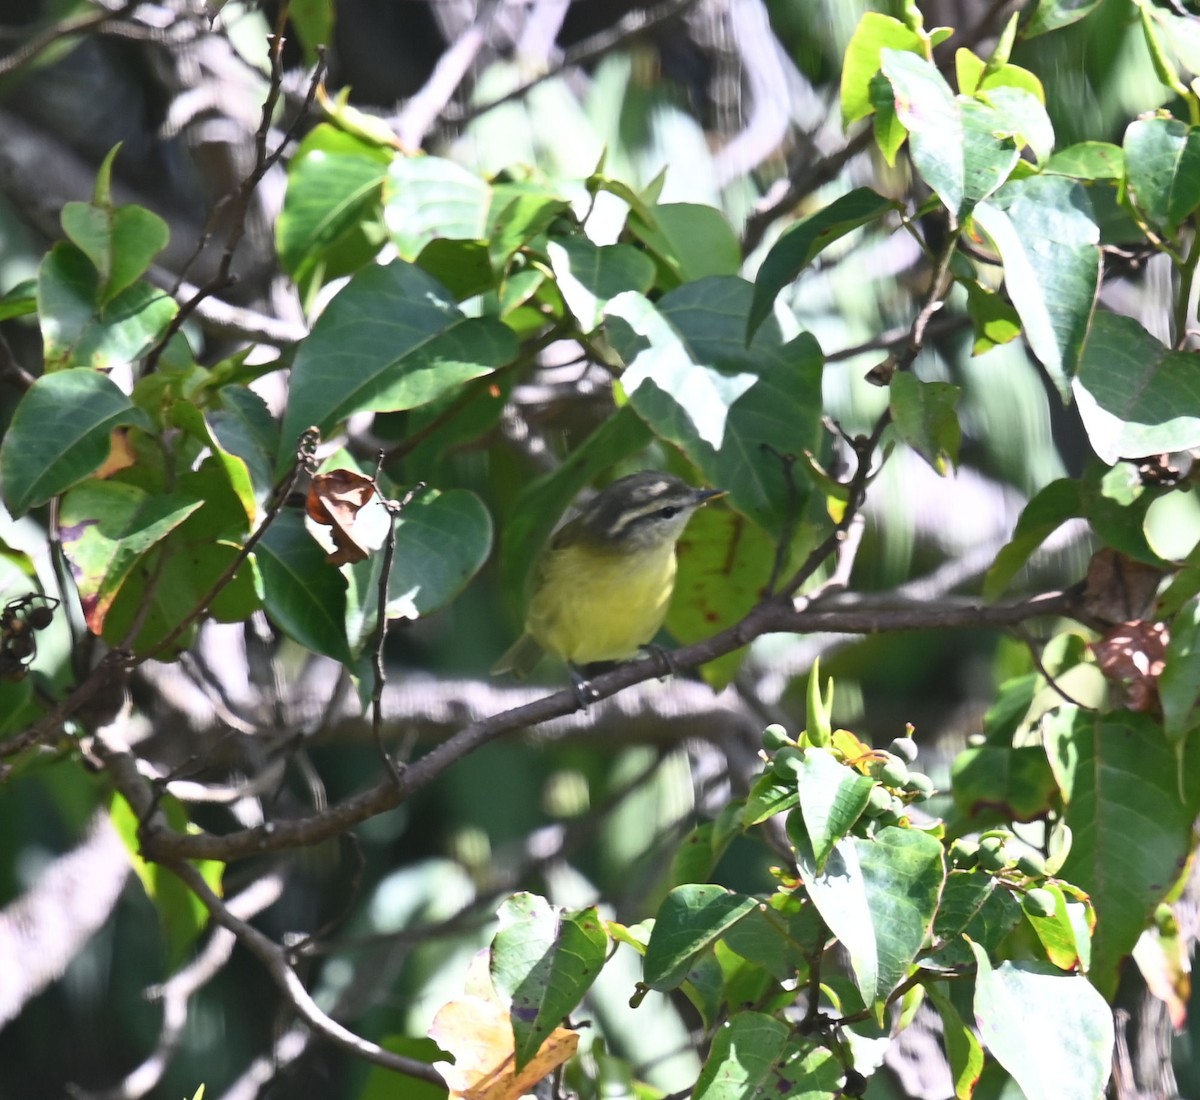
[305,469,377,565]
[1081,548,1164,627]
[429,996,578,1100]
[1092,620,1169,713]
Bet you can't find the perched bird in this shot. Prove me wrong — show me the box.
[492,471,726,695]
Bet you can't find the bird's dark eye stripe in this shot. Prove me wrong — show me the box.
[659,506,680,518]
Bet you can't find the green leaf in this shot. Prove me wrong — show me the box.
[110,792,223,969]
[346,488,493,650]
[60,199,169,306]
[278,260,517,473]
[59,480,203,635]
[693,1017,841,1100]
[963,281,1021,355]
[720,893,823,980]
[743,770,799,826]
[1024,0,1105,37]
[277,125,389,288]
[610,277,825,539]
[1045,141,1125,181]
[927,983,984,1100]
[642,884,759,990]
[1123,116,1200,235]
[256,510,351,662]
[929,870,1024,969]
[951,745,1059,825]
[383,155,491,260]
[487,185,571,272]
[841,12,924,126]
[972,176,1100,396]
[288,0,332,64]
[1022,881,1089,970]
[1042,707,1200,996]
[982,85,1055,165]
[667,506,796,690]
[170,403,257,526]
[970,943,1113,1099]
[0,277,37,321]
[889,373,961,475]
[792,825,944,1012]
[626,203,741,286]
[0,371,152,515]
[747,188,898,341]
[983,478,1081,600]
[37,242,177,372]
[546,237,655,334]
[1073,311,1200,464]
[1160,597,1200,745]
[880,50,1020,222]
[796,748,874,871]
[489,893,609,1072]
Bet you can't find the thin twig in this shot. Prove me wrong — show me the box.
[144,9,325,371]
[166,860,447,1087]
[369,478,426,779]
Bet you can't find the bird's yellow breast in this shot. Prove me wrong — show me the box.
[525,541,677,665]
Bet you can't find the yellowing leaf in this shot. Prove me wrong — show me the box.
[429,995,578,1100]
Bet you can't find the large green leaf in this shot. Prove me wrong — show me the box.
[796,748,875,871]
[278,260,517,473]
[546,237,655,334]
[667,505,796,690]
[383,155,491,260]
[643,884,759,991]
[1073,311,1200,464]
[747,188,898,341]
[1122,116,1200,235]
[927,983,984,1100]
[840,12,924,126]
[970,943,1113,1099]
[951,744,1059,825]
[1024,0,1105,36]
[277,124,390,287]
[256,510,351,662]
[719,893,823,981]
[879,50,1020,222]
[59,480,202,635]
[609,277,825,539]
[37,243,177,372]
[626,203,741,286]
[0,370,152,515]
[791,825,944,1013]
[1042,707,1200,996]
[489,893,608,1071]
[928,870,1024,969]
[889,373,961,475]
[983,478,1081,600]
[693,1015,842,1100]
[61,200,169,307]
[973,176,1101,396]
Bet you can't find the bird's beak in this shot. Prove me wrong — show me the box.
[695,487,728,505]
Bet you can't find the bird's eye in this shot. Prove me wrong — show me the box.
[658,506,680,519]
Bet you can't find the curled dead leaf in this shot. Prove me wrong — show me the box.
[305,469,377,565]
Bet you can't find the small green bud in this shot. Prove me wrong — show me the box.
[906,773,935,800]
[949,838,979,868]
[889,736,918,763]
[1023,887,1058,918]
[879,758,910,788]
[864,784,894,817]
[1016,851,1047,878]
[772,746,805,777]
[762,724,793,751]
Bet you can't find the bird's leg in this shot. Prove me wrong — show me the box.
[568,663,600,707]
[640,644,676,681]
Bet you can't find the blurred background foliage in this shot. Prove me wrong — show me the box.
[0,0,1197,1097]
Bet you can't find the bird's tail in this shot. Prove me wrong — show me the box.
[490,633,544,678]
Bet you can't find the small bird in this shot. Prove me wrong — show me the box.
[492,471,726,695]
